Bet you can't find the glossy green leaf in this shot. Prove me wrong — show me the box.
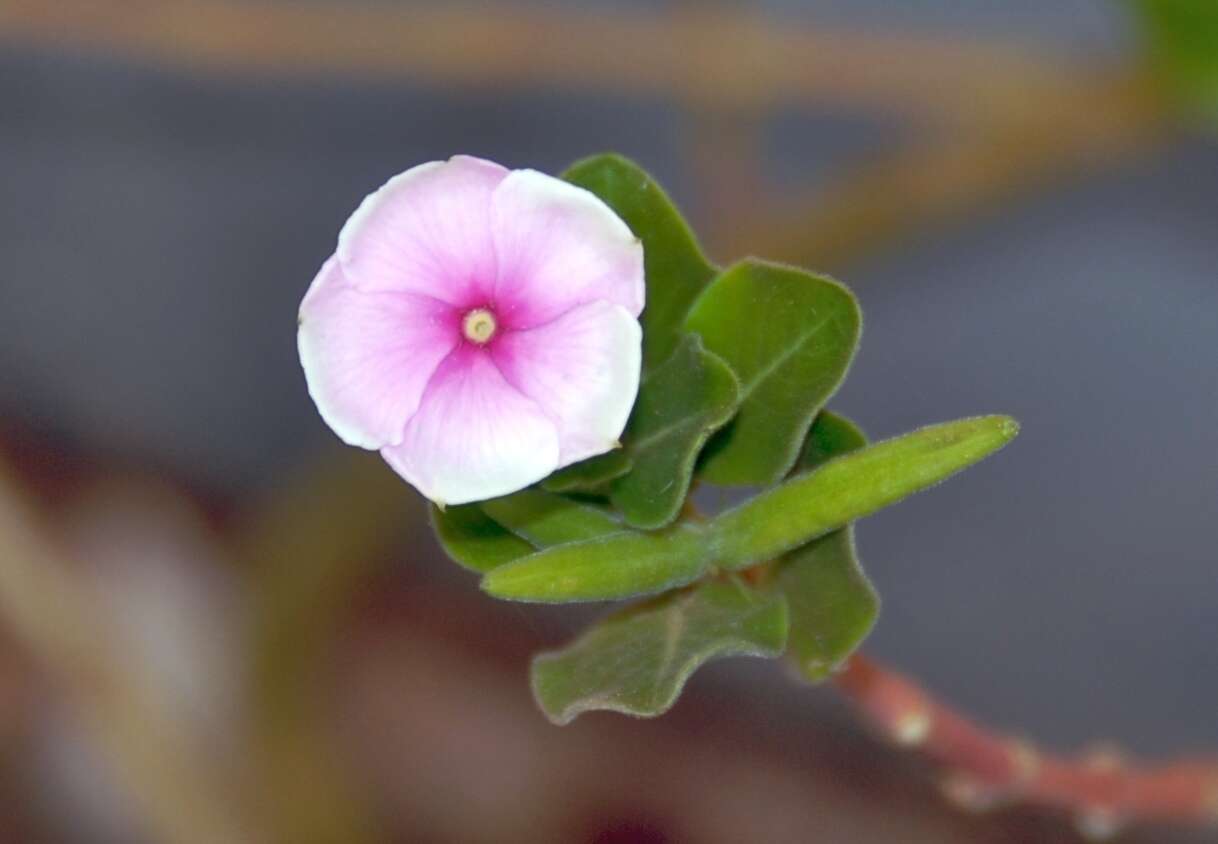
[1133,0,1218,120]
[685,259,861,486]
[563,154,717,370]
[481,525,709,603]
[609,335,739,529]
[531,578,788,724]
[710,415,1019,569]
[431,504,536,573]
[481,488,625,547]
[774,410,878,681]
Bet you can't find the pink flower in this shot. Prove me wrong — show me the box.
[298,155,644,505]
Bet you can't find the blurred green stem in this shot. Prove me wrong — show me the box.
[239,450,419,844]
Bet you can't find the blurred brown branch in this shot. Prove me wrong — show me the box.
[835,653,1218,835]
[0,461,258,844]
[0,0,1084,122]
[723,70,1173,268]
[0,0,1176,272]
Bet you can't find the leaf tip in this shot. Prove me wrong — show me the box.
[479,569,512,598]
[479,557,578,603]
[991,414,1020,442]
[479,564,521,599]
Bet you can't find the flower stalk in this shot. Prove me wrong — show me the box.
[833,653,1218,835]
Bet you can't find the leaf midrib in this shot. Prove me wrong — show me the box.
[737,308,842,400]
[627,408,728,455]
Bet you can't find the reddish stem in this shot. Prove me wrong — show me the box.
[833,653,1218,835]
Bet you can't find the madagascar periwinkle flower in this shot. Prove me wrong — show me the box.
[298,155,644,506]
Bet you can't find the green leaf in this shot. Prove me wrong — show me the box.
[563,154,717,370]
[481,524,709,603]
[434,489,628,573]
[775,530,878,682]
[531,578,788,724]
[710,415,1019,569]
[542,449,632,494]
[1132,0,1218,121]
[684,259,861,486]
[481,488,625,547]
[431,504,534,573]
[484,417,1017,605]
[798,410,867,472]
[774,411,878,682]
[609,335,739,529]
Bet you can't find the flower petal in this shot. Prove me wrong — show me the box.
[298,256,460,449]
[337,155,508,305]
[382,346,560,505]
[492,301,642,464]
[491,170,644,328]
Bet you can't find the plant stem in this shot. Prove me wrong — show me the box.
[832,652,1218,835]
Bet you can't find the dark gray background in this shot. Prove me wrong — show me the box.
[1,0,1214,762]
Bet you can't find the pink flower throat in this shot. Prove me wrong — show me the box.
[461,307,498,345]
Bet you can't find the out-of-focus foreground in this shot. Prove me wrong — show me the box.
[1,2,1215,842]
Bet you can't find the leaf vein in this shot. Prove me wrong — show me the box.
[737,309,839,400]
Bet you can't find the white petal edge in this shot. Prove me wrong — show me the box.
[380,346,561,505]
[492,300,642,465]
[490,169,645,328]
[336,155,509,304]
[298,256,459,449]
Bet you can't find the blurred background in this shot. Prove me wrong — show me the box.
[0,1,1215,841]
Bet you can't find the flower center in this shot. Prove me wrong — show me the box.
[462,308,498,344]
